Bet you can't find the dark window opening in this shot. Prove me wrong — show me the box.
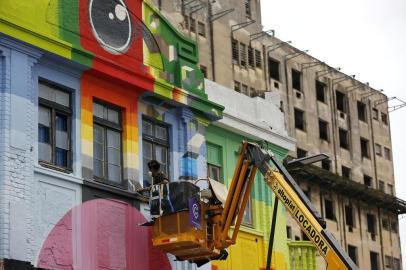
[38,81,72,171]
[391,220,398,233]
[385,255,393,269]
[142,117,169,187]
[294,108,305,131]
[372,108,379,120]
[348,245,358,266]
[378,180,385,192]
[361,137,370,158]
[200,65,207,78]
[342,166,351,179]
[93,101,123,186]
[207,164,221,182]
[268,58,280,81]
[321,159,331,171]
[339,129,350,150]
[241,84,248,96]
[364,174,373,187]
[357,101,367,122]
[370,251,379,270]
[336,91,347,112]
[255,50,262,68]
[297,148,307,158]
[345,205,355,227]
[197,21,206,37]
[384,147,391,160]
[319,119,329,141]
[382,218,390,230]
[301,231,310,241]
[381,112,388,125]
[232,39,239,64]
[367,214,376,235]
[324,198,335,220]
[234,81,241,92]
[292,69,302,91]
[190,17,196,32]
[316,81,326,103]
[248,46,255,68]
[286,226,292,239]
[245,0,252,18]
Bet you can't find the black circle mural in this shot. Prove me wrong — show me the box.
[89,0,132,54]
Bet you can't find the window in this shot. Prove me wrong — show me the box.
[321,160,331,171]
[357,101,367,122]
[348,245,358,266]
[316,81,326,103]
[184,15,189,29]
[385,255,393,269]
[319,119,329,141]
[142,118,169,187]
[367,214,376,235]
[241,84,248,96]
[242,197,253,226]
[382,218,390,230]
[234,81,241,92]
[391,220,398,233]
[255,49,262,68]
[207,164,221,181]
[370,251,379,270]
[268,58,280,81]
[248,46,255,68]
[197,21,206,37]
[381,112,388,125]
[384,147,391,160]
[372,108,379,120]
[375,143,382,156]
[250,87,257,97]
[336,91,347,112]
[232,39,239,64]
[393,258,400,270]
[286,226,292,239]
[378,180,385,192]
[190,17,196,32]
[387,184,394,196]
[240,43,247,67]
[339,129,350,150]
[324,198,335,220]
[93,101,123,185]
[363,174,372,187]
[342,166,351,179]
[200,65,207,78]
[38,81,72,170]
[245,0,252,18]
[297,148,307,158]
[294,108,306,131]
[303,187,311,201]
[345,205,355,227]
[292,69,301,91]
[360,137,370,158]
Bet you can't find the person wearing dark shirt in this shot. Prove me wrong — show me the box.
[147,160,168,185]
[147,160,173,216]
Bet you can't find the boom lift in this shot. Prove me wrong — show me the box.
[151,142,358,270]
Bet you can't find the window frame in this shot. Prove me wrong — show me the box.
[318,119,329,141]
[324,198,336,221]
[360,137,370,159]
[197,21,206,37]
[207,163,221,182]
[294,108,306,131]
[38,80,73,172]
[268,57,280,81]
[357,101,367,122]
[316,80,326,103]
[291,69,302,91]
[142,116,171,187]
[92,100,124,188]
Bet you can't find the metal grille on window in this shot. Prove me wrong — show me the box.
[38,81,71,170]
[232,39,239,64]
[142,118,169,187]
[248,46,254,67]
[93,101,123,185]
[255,50,262,68]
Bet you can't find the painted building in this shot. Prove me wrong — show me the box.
[204,80,296,270]
[0,0,223,269]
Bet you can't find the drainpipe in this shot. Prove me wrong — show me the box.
[208,1,216,81]
[328,78,339,173]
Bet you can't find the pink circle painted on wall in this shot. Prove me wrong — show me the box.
[37,199,171,270]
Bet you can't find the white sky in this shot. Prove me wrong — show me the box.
[260,0,406,267]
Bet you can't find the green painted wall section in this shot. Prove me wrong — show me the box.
[206,124,291,269]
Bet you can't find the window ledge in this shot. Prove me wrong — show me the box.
[34,165,83,185]
[230,225,264,237]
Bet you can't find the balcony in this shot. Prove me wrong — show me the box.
[288,241,317,270]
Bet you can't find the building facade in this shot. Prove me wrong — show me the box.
[152,0,406,269]
[0,0,308,270]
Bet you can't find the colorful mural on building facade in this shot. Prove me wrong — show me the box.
[0,1,294,269]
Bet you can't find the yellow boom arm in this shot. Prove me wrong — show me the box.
[219,142,358,270]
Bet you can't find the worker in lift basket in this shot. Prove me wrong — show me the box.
[148,160,174,217]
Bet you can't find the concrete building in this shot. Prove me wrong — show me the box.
[152,0,406,269]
